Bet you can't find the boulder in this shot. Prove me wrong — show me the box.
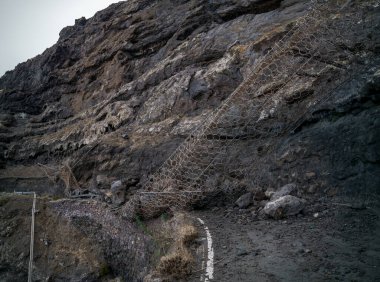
[263,195,306,219]
[235,192,252,209]
[271,183,297,200]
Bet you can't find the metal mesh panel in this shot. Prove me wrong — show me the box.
[122,0,374,219]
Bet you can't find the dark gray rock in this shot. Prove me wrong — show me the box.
[235,192,253,209]
[111,180,122,190]
[271,183,297,201]
[96,175,110,189]
[263,195,306,219]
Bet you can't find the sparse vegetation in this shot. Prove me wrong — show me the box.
[51,195,64,201]
[154,214,199,280]
[157,246,194,279]
[0,194,10,206]
[178,224,198,246]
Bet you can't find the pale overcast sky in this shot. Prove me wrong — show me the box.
[0,0,121,77]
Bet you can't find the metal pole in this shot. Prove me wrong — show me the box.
[28,192,36,282]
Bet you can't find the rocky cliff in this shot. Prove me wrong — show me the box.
[0,0,379,199]
[0,0,380,281]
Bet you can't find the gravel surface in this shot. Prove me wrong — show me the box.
[189,201,380,281]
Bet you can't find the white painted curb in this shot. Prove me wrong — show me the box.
[197,218,214,281]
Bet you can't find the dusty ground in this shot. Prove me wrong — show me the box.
[0,194,113,281]
[189,199,380,281]
[0,193,158,281]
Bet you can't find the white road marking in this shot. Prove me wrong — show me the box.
[197,218,214,281]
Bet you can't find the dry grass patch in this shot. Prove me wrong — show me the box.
[150,213,199,280]
[157,246,193,278]
[178,225,198,246]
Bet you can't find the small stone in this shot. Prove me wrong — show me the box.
[265,189,275,198]
[313,212,319,218]
[111,180,122,190]
[237,249,249,256]
[271,183,297,200]
[235,192,253,209]
[304,249,312,253]
[96,175,110,189]
[305,172,316,179]
[111,180,125,205]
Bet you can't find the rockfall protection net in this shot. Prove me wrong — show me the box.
[122,0,376,219]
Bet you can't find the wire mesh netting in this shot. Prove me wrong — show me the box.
[122,0,378,219]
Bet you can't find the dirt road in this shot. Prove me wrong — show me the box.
[190,200,380,281]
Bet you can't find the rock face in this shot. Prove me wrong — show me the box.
[0,0,379,280]
[0,0,379,203]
